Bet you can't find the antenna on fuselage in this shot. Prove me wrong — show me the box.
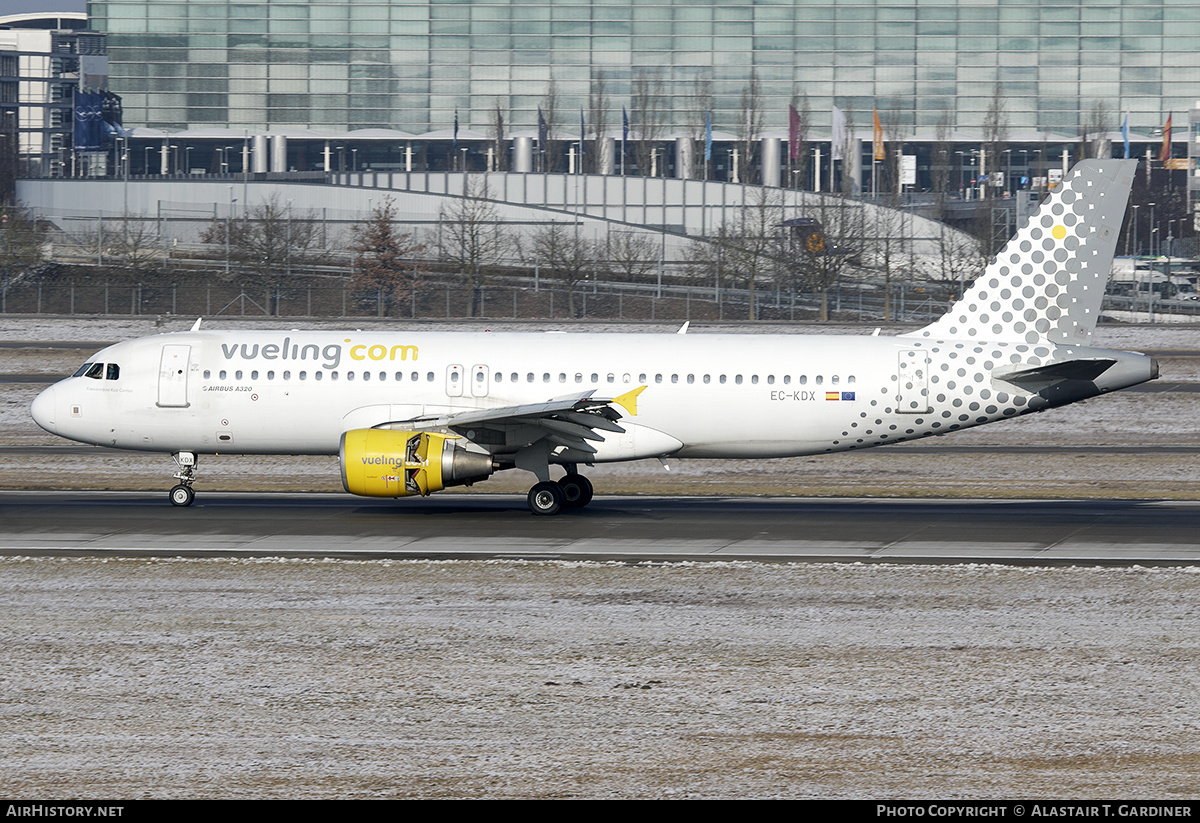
[677,321,690,335]
[191,318,203,332]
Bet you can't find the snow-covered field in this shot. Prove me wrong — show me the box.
[2,556,1198,799]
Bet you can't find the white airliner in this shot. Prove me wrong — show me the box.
[31,159,1157,514]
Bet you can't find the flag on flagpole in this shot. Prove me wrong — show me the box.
[873,108,885,162]
[580,108,586,168]
[1160,113,1172,162]
[831,106,846,161]
[452,110,459,149]
[704,110,712,162]
[788,105,801,160]
[622,106,629,174]
[1122,112,1130,160]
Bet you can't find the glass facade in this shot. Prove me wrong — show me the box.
[89,1,1200,136]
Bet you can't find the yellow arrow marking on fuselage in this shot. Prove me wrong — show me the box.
[611,385,648,416]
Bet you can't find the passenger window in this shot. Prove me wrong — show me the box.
[283,370,291,380]
[203,370,211,379]
[379,372,386,381]
[526,373,533,382]
[267,370,275,380]
[315,371,323,381]
[720,375,726,384]
[590,373,598,383]
[330,371,338,381]
[219,370,227,380]
[105,364,120,380]
[347,372,355,381]
[783,375,791,385]
[73,363,94,378]
[411,371,419,381]
[251,370,259,380]
[751,375,758,384]
[799,375,807,385]
[815,376,823,385]
[299,371,307,381]
[395,372,402,381]
[235,370,243,380]
[670,374,678,384]
[495,372,502,383]
[735,375,743,385]
[543,373,550,383]
[363,371,370,381]
[623,374,631,384]
[832,375,839,385]
[687,374,694,384]
[848,375,856,384]
[559,373,567,383]
[574,373,582,383]
[639,373,647,383]
[427,372,434,381]
[476,372,485,383]
[703,374,710,384]
[607,374,615,383]
[767,375,774,385]
[655,374,662,384]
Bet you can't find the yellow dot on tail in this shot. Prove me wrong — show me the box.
[1052,225,1066,240]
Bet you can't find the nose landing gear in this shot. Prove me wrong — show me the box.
[169,451,197,507]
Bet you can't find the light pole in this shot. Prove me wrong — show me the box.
[1131,204,1140,256]
[1148,202,1157,256]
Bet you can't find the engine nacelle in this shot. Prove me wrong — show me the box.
[340,429,494,498]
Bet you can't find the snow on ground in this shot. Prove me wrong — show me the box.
[2,556,1198,799]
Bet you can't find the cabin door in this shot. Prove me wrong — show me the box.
[896,350,932,414]
[157,344,191,408]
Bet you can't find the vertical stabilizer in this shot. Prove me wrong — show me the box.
[906,159,1137,345]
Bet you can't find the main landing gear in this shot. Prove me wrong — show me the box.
[527,470,594,516]
[169,451,197,507]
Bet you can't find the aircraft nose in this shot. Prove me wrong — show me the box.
[30,384,57,434]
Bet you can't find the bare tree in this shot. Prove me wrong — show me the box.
[688,73,715,179]
[1084,101,1115,160]
[982,82,1008,196]
[605,230,659,283]
[690,188,786,320]
[201,194,326,293]
[525,222,596,317]
[350,197,425,316]
[630,69,668,176]
[490,99,507,172]
[587,70,611,175]
[436,179,510,317]
[539,80,560,173]
[738,70,765,185]
[788,198,865,321]
[0,205,45,282]
[788,90,812,190]
[108,217,161,273]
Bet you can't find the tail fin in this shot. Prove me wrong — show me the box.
[907,159,1137,345]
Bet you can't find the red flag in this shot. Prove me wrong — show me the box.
[788,105,802,160]
[1160,114,1173,162]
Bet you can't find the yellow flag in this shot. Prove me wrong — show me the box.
[873,108,885,161]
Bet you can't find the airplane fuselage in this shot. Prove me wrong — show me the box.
[32,328,1157,461]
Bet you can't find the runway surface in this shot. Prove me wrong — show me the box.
[3,491,1200,565]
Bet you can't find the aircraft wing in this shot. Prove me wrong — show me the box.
[387,387,646,456]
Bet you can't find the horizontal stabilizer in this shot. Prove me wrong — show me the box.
[993,358,1116,392]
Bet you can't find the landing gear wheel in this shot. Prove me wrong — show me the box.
[169,484,195,507]
[558,473,594,508]
[528,481,564,516]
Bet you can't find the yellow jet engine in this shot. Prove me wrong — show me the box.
[340,429,494,498]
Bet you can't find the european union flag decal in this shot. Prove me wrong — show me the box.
[841,392,855,401]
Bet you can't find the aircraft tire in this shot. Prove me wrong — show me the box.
[170,484,195,507]
[558,473,594,508]
[528,481,564,516]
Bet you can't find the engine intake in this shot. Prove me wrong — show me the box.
[340,429,494,498]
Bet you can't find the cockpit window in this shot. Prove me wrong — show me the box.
[83,363,104,380]
[105,364,120,381]
[73,362,94,377]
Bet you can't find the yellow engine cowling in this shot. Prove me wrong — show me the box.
[340,429,494,498]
